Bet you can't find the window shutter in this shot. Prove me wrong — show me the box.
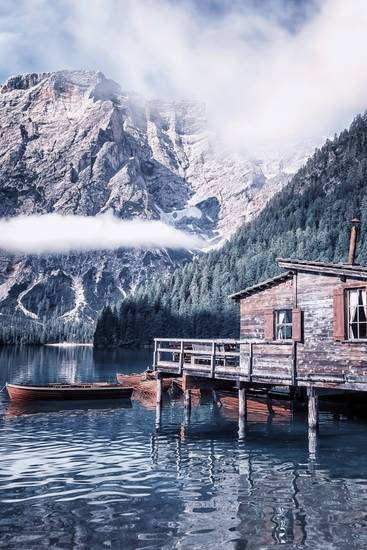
[292,308,302,342]
[264,310,274,341]
[333,287,345,340]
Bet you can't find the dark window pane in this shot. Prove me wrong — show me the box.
[359,306,367,323]
[285,325,292,339]
[350,323,358,339]
[360,324,367,338]
[285,310,292,323]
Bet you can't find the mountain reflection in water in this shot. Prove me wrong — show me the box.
[1,345,367,549]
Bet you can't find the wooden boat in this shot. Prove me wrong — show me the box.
[171,378,202,398]
[6,383,134,402]
[132,380,160,409]
[116,372,173,392]
[6,397,133,417]
[217,390,292,421]
[116,373,145,387]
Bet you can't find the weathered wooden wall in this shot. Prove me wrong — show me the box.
[239,270,367,387]
[240,279,294,340]
[240,278,294,380]
[296,272,367,382]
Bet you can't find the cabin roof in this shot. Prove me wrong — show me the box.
[277,258,367,278]
[230,258,367,301]
[229,271,293,300]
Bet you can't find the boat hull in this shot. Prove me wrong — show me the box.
[6,383,133,402]
[116,373,172,391]
[116,373,145,387]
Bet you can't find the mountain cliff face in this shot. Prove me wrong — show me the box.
[0,70,313,342]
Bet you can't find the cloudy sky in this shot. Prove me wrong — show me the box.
[1,0,367,154]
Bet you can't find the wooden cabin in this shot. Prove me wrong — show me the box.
[154,219,366,429]
[230,257,367,392]
[229,219,367,393]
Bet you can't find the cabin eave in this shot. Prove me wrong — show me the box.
[277,257,367,279]
[230,258,367,301]
[230,271,294,301]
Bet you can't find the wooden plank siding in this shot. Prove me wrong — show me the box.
[240,279,294,340]
[239,278,294,381]
[296,271,367,381]
[251,344,292,381]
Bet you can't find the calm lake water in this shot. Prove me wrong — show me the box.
[1,346,367,549]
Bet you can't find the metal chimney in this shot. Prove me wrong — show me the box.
[348,218,361,265]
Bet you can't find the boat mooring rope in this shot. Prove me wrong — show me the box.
[0,384,7,393]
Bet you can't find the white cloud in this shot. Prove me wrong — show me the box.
[0,213,203,254]
[1,0,367,154]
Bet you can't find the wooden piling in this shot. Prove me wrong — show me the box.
[212,388,222,407]
[156,374,163,405]
[308,427,317,460]
[238,383,247,418]
[184,389,191,410]
[155,404,162,430]
[266,392,275,415]
[238,414,246,439]
[153,339,158,370]
[307,387,318,429]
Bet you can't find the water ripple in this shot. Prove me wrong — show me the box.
[1,348,367,548]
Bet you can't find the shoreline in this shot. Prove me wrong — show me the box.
[45,343,93,348]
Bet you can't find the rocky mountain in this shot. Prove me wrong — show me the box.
[0,70,314,342]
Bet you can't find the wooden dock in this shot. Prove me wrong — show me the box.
[153,337,367,390]
[152,337,365,434]
[153,337,296,432]
[153,337,296,384]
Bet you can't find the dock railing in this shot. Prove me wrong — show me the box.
[153,338,294,383]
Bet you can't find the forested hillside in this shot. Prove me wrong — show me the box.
[94,113,367,348]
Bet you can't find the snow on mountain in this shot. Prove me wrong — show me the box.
[0,70,316,340]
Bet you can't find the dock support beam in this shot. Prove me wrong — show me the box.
[238,382,247,419]
[308,428,317,461]
[238,383,247,439]
[155,403,162,430]
[266,392,275,416]
[182,375,192,411]
[156,373,163,406]
[184,389,192,410]
[212,389,222,407]
[307,387,319,430]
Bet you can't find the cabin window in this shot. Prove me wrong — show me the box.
[275,309,292,340]
[347,288,367,340]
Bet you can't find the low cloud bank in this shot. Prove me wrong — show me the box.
[0,213,203,254]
